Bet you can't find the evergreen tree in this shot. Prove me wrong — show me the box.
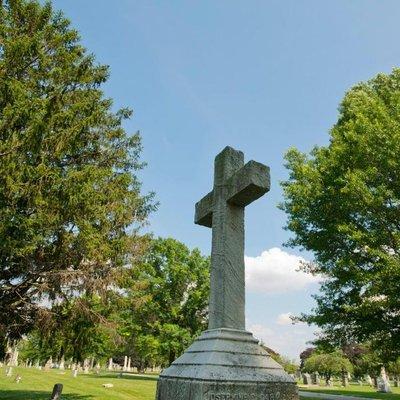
[0,0,155,340]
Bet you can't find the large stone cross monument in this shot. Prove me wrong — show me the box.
[156,147,298,400]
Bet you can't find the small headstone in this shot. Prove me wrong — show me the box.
[377,377,391,393]
[14,374,21,383]
[327,379,333,387]
[302,373,311,385]
[108,358,113,371]
[102,383,114,388]
[341,372,349,387]
[83,360,90,374]
[311,372,320,385]
[50,383,63,400]
[59,356,65,370]
[44,358,52,372]
[365,374,373,386]
[123,356,128,372]
[6,366,13,377]
[377,367,391,393]
[72,369,78,378]
[127,356,131,372]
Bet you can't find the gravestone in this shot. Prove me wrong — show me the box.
[123,356,128,372]
[377,366,391,393]
[302,373,311,385]
[341,372,348,387]
[83,358,90,374]
[311,372,320,385]
[50,383,63,400]
[44,357,52,371]
[59,356,65,370]
[156,147,298,400]
[95,362,101,374]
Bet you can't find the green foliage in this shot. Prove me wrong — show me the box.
[19,238,210,367]
[388,358,400,376]
[281,69,400,359]
[19,295,118,363]
[0,0,155,340]
[357,347,383,378]
[120,237,210,369]
[270,352,298,374]
[303,351,353,382]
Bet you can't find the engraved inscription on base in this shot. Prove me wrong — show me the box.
[207,392,281,400]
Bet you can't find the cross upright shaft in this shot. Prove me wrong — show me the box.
[195,146,270,330]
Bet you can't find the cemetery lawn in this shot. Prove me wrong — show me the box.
[299,383,400,400]
[0,366,157,400]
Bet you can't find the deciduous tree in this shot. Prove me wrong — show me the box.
[281,69,400,358]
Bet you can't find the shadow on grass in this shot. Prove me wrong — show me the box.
[86,372,159,382]
[0,390,93,400]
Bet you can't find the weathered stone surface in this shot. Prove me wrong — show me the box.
[156,329,297,400]
[50,383,63,400]
[156,147,298,399]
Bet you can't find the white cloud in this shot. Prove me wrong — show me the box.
[250,323,274,339]
[248,321,317,361]
[276,312,294,326]
[245,247,320,294]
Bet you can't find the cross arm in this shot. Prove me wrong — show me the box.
[226,160,270,207]
[194,190,213,227]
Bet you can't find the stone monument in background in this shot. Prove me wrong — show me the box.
[156,146,298,400]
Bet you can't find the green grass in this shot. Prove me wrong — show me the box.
[3,368,400,400]
[299,382,400,400]
[0,366,157,400]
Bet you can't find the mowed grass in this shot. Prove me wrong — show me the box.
[298,382,400,399]
[3,368,400,400]
[0,366,157,400]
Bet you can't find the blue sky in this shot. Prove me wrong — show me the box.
[54,0,400,359]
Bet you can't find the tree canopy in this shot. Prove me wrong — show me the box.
[18,238,210,368]
[0,0,155,340]
[303,351,353,383]
[120,237,210,369]
[281,69,400,359]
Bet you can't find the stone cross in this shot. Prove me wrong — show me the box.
[195,146,270,330]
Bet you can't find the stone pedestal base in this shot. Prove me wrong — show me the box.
[156,328,298,400]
